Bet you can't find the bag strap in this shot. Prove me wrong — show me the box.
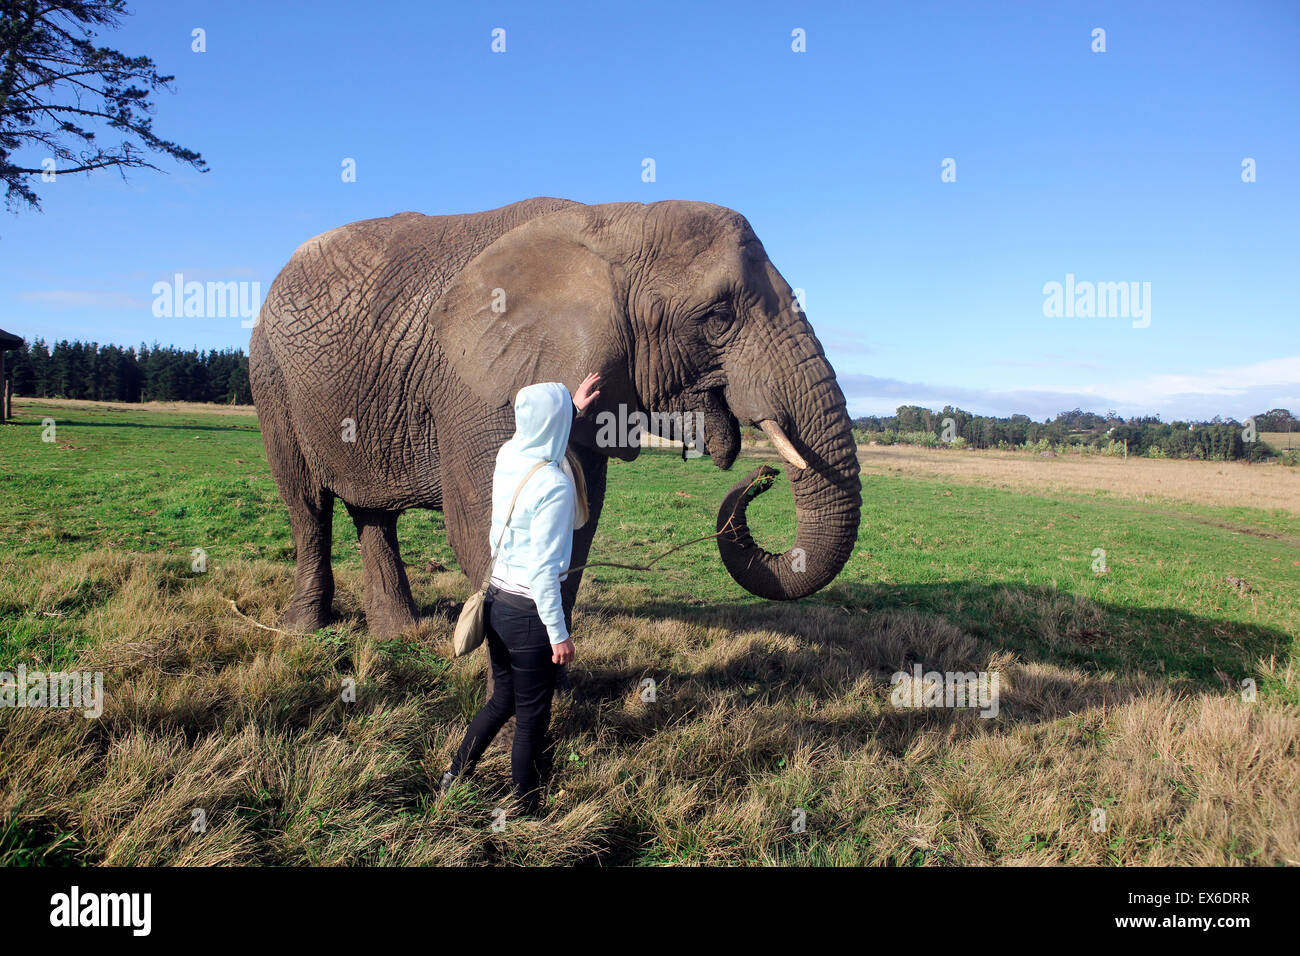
[482,459,551,589]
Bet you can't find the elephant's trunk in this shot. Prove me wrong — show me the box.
[715,368,861,600]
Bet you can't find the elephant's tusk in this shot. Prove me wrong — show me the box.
[759,419,808,471]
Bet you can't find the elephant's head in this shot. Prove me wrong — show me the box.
[431,199,861,601]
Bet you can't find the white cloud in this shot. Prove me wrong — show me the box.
[1055,356,1300,404]
[840,355,1300,421]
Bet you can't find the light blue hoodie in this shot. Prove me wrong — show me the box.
[488,382,577,645]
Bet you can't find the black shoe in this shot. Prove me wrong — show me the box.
[516,792,543,817]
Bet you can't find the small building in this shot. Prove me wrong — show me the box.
[0,328,23,421]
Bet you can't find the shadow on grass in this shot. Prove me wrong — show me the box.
[60,575,1287,767]
[594,579,1292,691]
[416,578,1289,811]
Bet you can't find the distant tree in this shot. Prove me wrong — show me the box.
[8,337,252,404]
[1254,408,1297,432]
[1,0,207,213]
[895,405,935,432]
[224,359,251,404]
[28,336,49,393]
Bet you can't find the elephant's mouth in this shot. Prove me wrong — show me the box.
[688,390,805,474]
[686,386,740,469]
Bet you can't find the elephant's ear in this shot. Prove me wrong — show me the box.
[429,208,637,432]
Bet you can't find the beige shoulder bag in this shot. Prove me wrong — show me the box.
[452,459,550,657]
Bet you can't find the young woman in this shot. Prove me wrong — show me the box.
[440,373,601,815]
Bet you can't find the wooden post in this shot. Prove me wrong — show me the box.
[0,348,6,421]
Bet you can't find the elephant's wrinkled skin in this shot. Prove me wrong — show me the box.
[250,198,861,638]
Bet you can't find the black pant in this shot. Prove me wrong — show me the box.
[449,586,559,810]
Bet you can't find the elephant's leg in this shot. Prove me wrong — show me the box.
[560,445,608,628]
[437,411,519,736]
[282,485,336,633]
[257,387,336,633]
[345,504,418,639]
[440,423,504,591]
[555,447,607,700]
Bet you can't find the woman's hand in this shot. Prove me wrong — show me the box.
[552,638,575,665]
[573,372,601,413]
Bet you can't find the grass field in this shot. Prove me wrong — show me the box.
[1,397,1297,865]
[1264,431,1300,454]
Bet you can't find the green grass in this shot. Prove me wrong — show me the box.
[1,400,1297,866]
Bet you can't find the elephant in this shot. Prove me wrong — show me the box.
[249,197,861,639]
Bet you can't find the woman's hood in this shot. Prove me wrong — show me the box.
[502,382,572,462]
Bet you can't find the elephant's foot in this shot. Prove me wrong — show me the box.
[347,505,419,640]
[282,596,333,634]
[364,595,418,640]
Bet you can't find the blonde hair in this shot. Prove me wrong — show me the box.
[564,447,589,528]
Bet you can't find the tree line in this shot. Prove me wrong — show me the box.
[5,338,1296,463]
[852,405,1298,462]
[5,339,252,404]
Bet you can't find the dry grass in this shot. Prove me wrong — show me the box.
[2,549,1295,866]
[842,443,1300,514]
[1264,431,1300,453]
[13,397,258,418]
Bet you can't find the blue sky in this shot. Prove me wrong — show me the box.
[3,0,1297,420]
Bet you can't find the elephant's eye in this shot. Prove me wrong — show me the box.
[703,306,737,340]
